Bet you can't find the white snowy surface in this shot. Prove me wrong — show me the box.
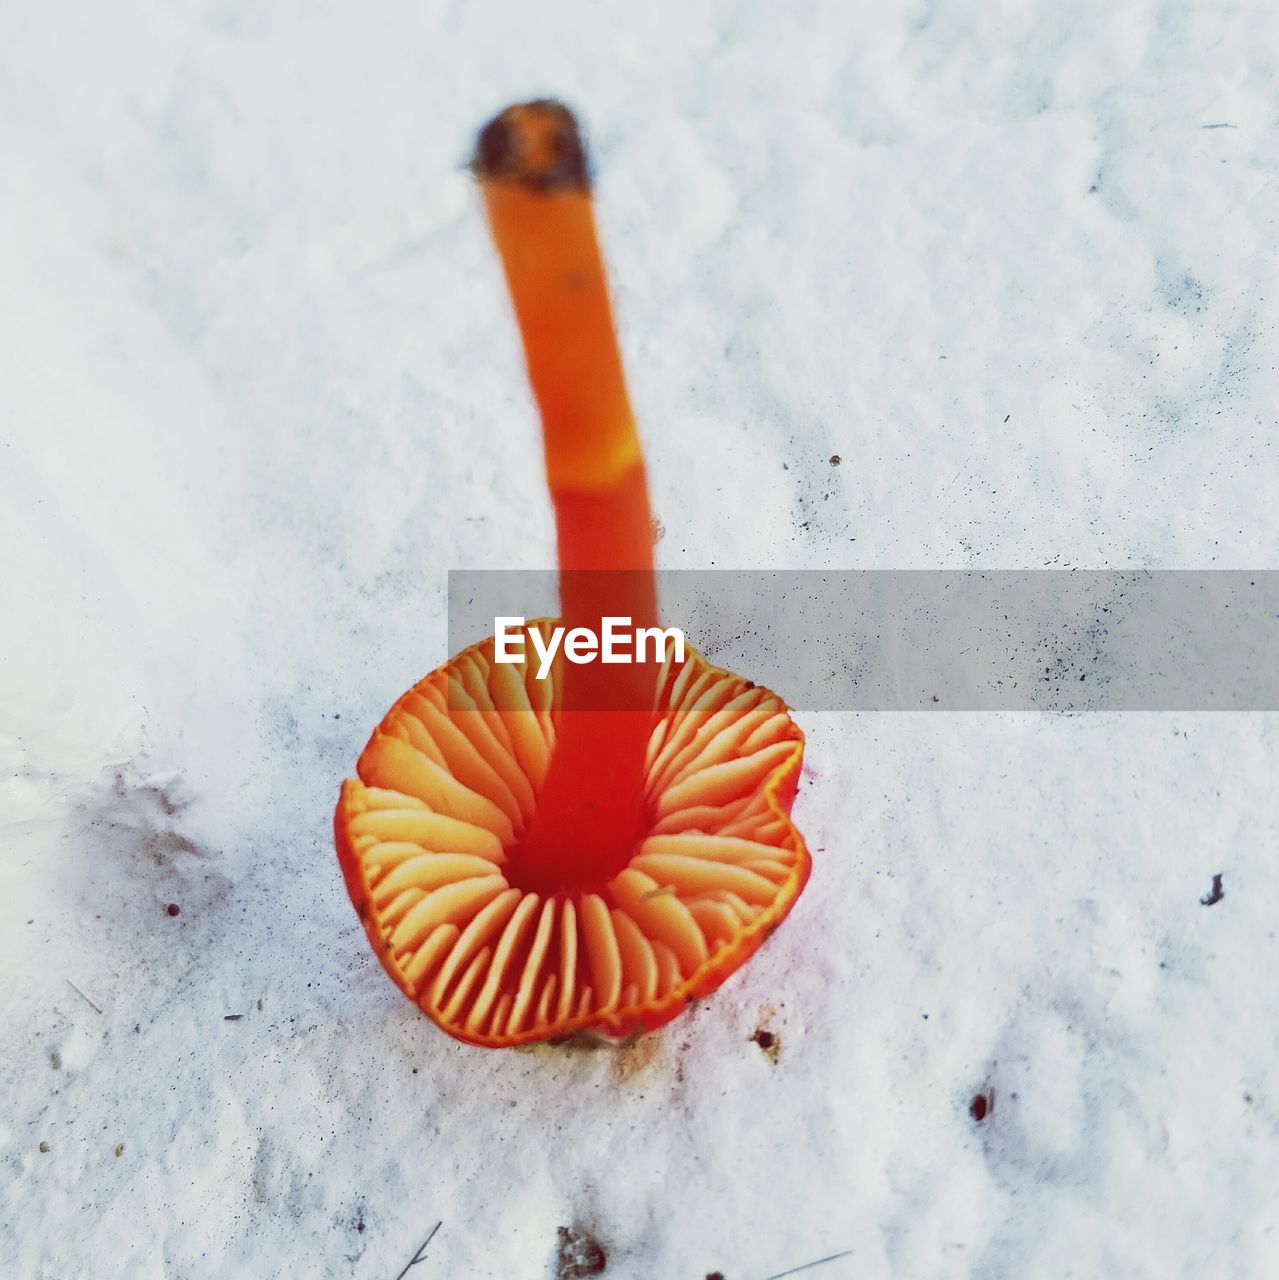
[3,3,1279,1277]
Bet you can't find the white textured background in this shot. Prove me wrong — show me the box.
[3,3,1278,1277]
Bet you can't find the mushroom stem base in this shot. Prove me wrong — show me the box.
[502,709,653,894]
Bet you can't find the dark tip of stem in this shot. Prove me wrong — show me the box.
[471,99,590,193]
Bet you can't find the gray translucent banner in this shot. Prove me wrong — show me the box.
[447,571,1279,711]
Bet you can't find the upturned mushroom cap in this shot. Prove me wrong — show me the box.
[335,624,810,1047]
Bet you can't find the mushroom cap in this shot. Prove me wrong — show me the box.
[335,622,810,1047]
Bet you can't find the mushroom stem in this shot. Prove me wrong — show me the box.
[474,101,658,890]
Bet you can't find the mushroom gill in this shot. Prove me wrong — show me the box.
[335,625,808,1046]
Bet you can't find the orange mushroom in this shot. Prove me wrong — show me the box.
[334,101,811,1047]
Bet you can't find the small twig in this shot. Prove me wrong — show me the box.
[766,1248,855,1279]
[393,1221,442,1280]
[66,980,102,1014]
[1200,873,1224,906]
